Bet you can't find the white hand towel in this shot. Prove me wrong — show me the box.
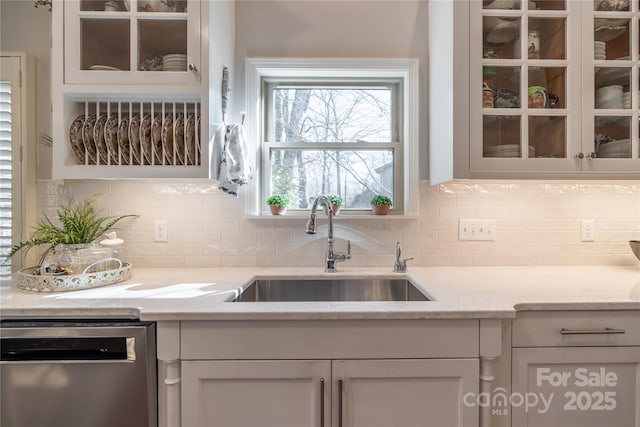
[209,121,225,181]
[210,122,252,197]
[226,124,251,185]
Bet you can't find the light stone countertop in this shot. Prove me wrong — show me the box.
[1,265,639,320]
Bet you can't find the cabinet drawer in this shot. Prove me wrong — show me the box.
[512,310,640,347]
[181,319,479,360]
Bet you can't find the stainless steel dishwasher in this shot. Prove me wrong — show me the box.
[0,319,157,427]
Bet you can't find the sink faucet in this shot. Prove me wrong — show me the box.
[305,195,351,273]
[393,241,413,273]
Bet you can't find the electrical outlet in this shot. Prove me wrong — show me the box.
[458,219,496,241]
[581,219,595,242]
[154,220,168,242]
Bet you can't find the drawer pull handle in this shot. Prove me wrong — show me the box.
[338,377,344,427]
[560,327,625,335]
[320,378,325,427]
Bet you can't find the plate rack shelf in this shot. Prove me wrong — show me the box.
[68,100,202,167]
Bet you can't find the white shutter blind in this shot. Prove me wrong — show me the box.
[0,80,13,277]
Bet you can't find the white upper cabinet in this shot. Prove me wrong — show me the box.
[51,0,214,179]
[63,0,201,86]
[432,0,640,181]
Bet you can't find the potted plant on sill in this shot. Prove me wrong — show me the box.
[370,195,392,215]
[6,195,138,274]
[319,194,343,216]
[266,194,290,216]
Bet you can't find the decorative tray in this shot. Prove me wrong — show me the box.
[16,263,132,292]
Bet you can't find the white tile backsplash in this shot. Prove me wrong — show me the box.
[36,179,640,267]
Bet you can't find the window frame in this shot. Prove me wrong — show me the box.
[0,52,37,274]
[245,58,420,217]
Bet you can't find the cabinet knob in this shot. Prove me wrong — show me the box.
[585,152,596,159]
[188,63,199,73]
[573,152,584,159]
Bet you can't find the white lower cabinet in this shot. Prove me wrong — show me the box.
[511,310,640,427]
[512,347,640,427]
[181,358,479,427]
[176,319,481,427]
[181,360,330,427]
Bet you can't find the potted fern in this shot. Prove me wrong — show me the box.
[7,195,138,274]
[266,194,290,216]
[370,195,392,215]
[319,194,343,215]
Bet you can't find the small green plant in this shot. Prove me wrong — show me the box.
[370,195,392,206]
[7,195,138,262]
[33,0,52,11]
[319,194,342,207]
[265,194,290,207]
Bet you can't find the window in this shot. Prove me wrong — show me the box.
[246,59,419,216]
[1,54,35,277]
[0,56,22,277]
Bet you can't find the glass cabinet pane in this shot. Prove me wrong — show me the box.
[594,0,630,11]
[483,66,521,108]
[484,16,521,47]
[529,18,566,59]
[482,0,520,10]
[594,18,630,57]
[81,19,130,70]
[138,0,187,13]
[483,116,523,158]
[80,0,128,11]
[594,116,631,158]
[595,68,630,108]
[536,0,566,11]
[138,20,187,71]
[529,116,566,158]
[528,67,565,108]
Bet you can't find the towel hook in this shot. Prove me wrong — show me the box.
[221,66,230,123]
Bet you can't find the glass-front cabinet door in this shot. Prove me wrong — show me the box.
[63,0,200,85]
[584,0,639,171]
[469,0,639,176]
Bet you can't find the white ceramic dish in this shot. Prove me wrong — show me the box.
[128,114,142,165]
[161,114,176,164]
[82,115,98,165]
[139,113,153,165]
[69,114,86,163]
[88,64,121,71]
[185,113,196,165]
[173,113,185,165]
[116,116,131,165]
[151,113,164,164]
[104,114,120,164]
[93,114,109,164]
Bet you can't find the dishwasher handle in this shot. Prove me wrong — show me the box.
[0,336,136,361]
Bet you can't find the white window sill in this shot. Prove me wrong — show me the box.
[245,213,419,220]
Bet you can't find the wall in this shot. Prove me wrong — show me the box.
[2,1,640,269]
[0,0,52,179]
[37,179,640,267]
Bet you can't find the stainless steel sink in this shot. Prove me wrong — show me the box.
[232,278,431,302]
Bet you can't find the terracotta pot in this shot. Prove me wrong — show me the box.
[371,205,391,215]
[269,205,287,216]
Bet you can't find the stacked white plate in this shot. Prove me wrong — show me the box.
[595,85,623,109]
[622,91,631,109]
[594,41,606,60]
[163,54,187,71]
[484,144,536,158]
[596,139,631,158]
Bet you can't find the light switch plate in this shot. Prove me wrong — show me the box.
[458,219,496,241]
